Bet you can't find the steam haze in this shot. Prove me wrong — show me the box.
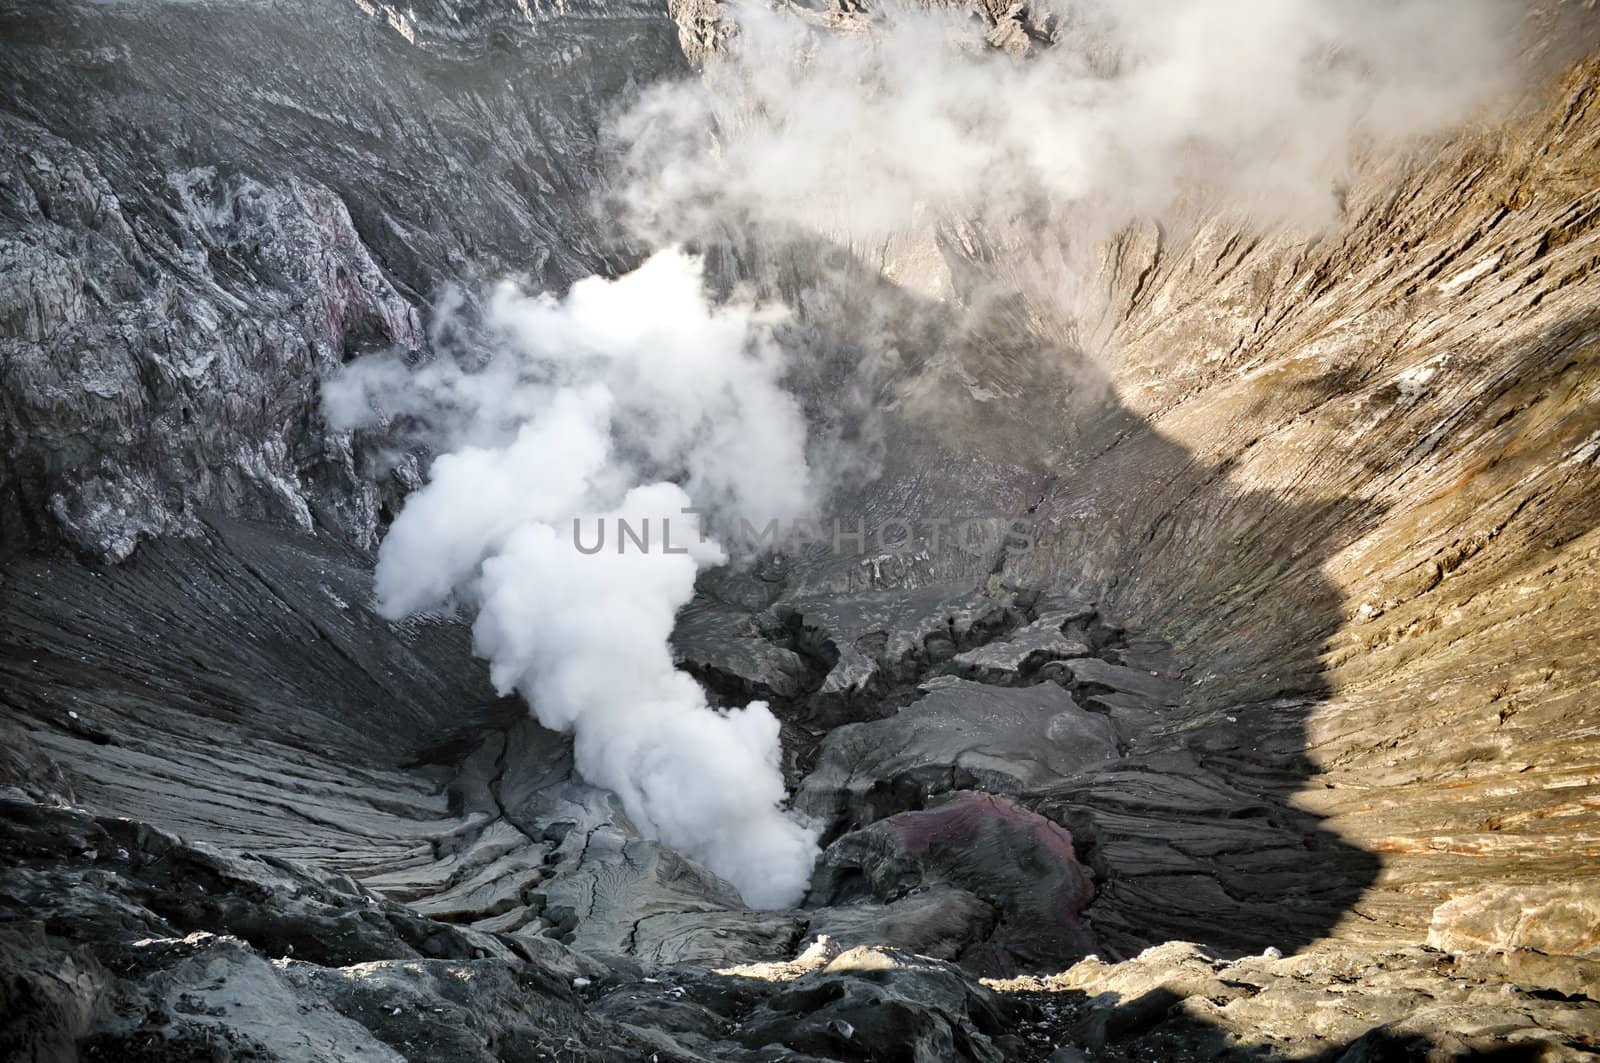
[613,0,1518,245]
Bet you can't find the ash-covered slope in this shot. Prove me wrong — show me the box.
[0,0,672,557]
[3,0,1600,1060]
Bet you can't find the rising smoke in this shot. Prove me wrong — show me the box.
[326,251,818,908]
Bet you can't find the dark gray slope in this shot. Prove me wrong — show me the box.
[1,0,677,557]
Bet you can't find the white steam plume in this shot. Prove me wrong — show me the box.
[326,250,819,908]
[614,0,1517,245]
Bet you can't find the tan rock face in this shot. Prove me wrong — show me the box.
[826,38,1600,958]
[1429,884,1600,958]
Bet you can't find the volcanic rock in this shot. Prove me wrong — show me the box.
[796,677,1121,831]
[809,793,1097,975]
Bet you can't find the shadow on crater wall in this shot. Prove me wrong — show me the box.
[702,235,1387,959]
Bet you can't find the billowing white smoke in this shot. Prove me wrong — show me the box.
[615,0,1517,244]
[326,250,819,908]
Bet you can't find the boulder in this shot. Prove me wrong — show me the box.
[734,946,1012,1063]
[809,792,1097,974]
[1427,883,1600,959]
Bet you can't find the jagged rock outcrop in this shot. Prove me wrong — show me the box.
[0,0,675,558]
[795,678,1121,830]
